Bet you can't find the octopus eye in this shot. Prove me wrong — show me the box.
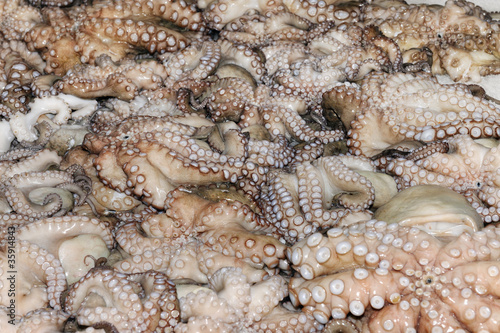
[122,135,130,140]
[476,182,482,188]
[437,32,443,38]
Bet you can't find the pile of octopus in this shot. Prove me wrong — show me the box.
[1,0,500,332]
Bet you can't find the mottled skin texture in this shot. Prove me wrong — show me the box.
[289,220,500,332]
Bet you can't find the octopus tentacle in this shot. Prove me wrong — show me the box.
[2,240,67,314]
[289,220,500,330]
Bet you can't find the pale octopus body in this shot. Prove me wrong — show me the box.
[289,220,500,332]
[1,0,500,332]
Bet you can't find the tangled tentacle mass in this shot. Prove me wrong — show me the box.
[1,0,500,332]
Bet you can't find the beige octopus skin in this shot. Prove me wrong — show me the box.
[64,268,180,332]
[176,266,323,332]
[2,0,500,332]
[289,220,500,332]
[324,71,500,157]
[383,135,500,222]
[259,154,379,243]
[112,188,288,284]
[365,0,500,82]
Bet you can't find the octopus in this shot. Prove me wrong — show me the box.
[288,220,500,332]
[112,188,287,283]
[61,146,143,216]
[0,163,91,218]
[323,71,500,157]
[374,184,484,238]
[176,266,323,332]
[259,154,395,243]
[23,0,205,76]
[188,78,345,144]
[306,23,402,81]
[63,268,180,332]
[82,113,271,209]
[364,0,500,82]
[220,12,315,47]
[0,94,97,153]
[52,56,165,101]
[382,134,500,222]
[0,240,66,317]
[15,215,115,284]
[281,0,362,25]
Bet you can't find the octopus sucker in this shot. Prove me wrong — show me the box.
[289,220,500,331]
[3,0,500,332]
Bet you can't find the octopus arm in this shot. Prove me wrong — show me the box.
[16,216,114,256]
[9,241,67,313]
[435,227,500,269]
[279,105,345,144]
[17,309,69,333]
[364,295,472,333]
[114,247,170,274]
[145,146,231,188]
[387,158,459,190]
[200,225,285,268]
[288,226,441,281]
[251,304,323,332]
[204,0,279,30]
[89,0,205,32]
[115,221,167,255]
[119,149,177,208]
[283,0,361,25]
[64,270,142,328]
[94,149,130,193]
[173,316,233,332]
[442,262,500,298]
[314,156,375,210]
[197,244,268,283]
[289,269,409,324]
[246,275,288,321]
[179,288,241,323]
[127,270,180,330]
[57,71,138,100]
[167,241,208,282]
[260,170,313,242]
[436,285,500,332]
[180,197,286,268]
[348,110,407,157]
